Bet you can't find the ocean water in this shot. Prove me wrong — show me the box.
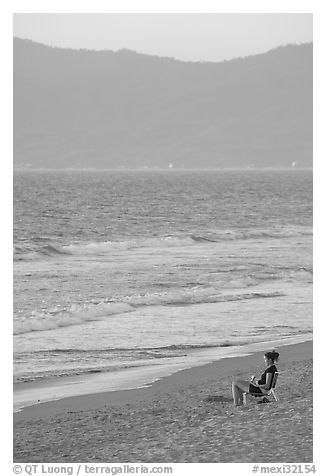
[13,170,312,394]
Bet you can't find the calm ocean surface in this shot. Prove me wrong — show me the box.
[13,170,312,392]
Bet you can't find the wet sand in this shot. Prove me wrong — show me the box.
[13,340,313,462]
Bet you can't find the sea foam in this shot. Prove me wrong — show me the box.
[14,226,312,261]
[14,289,285,335]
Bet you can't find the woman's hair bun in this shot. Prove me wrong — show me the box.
[265,350,279,362]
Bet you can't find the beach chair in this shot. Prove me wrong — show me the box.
[243,371,279,405]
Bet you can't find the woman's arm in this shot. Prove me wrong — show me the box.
[256,372,273,391]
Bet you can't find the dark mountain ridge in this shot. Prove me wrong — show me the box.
[14,38,312,169]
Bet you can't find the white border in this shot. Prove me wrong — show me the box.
[3,3,322,473]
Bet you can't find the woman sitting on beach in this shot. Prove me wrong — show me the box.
[231,350,279,406]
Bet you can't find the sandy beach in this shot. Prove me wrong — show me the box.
[13,340,312,462]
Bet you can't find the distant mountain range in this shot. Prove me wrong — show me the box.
[13,38,312,169]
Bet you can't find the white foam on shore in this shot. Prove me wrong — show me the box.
[13,333,312,413]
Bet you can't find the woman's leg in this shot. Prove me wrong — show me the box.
[231,379,251,406]
[231,381,241,405]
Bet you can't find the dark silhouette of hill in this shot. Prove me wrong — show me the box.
[13,38,312,169]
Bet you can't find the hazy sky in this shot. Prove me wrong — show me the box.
[13,13,312,62]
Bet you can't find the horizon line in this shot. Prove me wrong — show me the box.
[13,166,313,172]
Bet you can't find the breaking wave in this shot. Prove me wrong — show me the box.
[14,226,312,261]
[14,290,285,335]
[14,302,134,335]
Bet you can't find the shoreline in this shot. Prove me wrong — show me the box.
[14,339,312,423]
[13,334,312,415]
[14,340,313,462]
